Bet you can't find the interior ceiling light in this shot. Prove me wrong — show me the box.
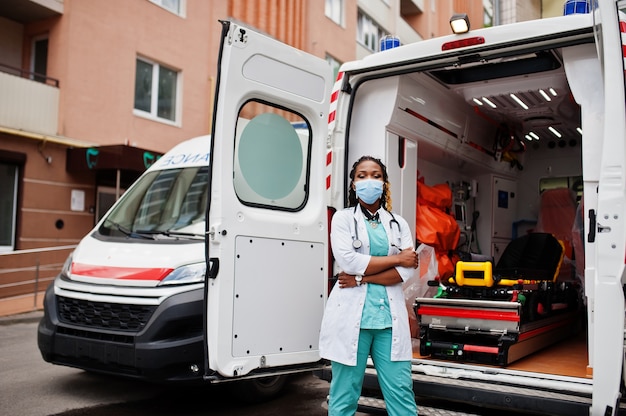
[450,13,470,34]
[577,127,583,134]
[539,89,552,101]
[529,131,540,140]
[549,88,558,96]
[548,126,562,138]
[510,93,529,110]
[482,97,497,108]
[472,98,483,106]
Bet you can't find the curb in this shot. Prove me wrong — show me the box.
[0,311,44,326]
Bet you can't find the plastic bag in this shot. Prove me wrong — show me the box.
[403,244,438,338]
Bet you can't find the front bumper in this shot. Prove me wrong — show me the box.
[37,282,205,383]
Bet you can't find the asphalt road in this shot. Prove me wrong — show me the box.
[0,311,537,416]
[0,312,346,416]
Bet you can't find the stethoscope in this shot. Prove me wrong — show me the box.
[352,205,401,249]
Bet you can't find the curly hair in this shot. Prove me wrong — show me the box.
[347,155,392,211]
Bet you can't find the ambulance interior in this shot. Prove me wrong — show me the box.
[345,40,588,377]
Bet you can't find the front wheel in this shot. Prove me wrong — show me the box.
[231,375,288,403]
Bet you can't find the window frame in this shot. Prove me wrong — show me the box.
[325,54,342,81]
[30,35,49,83]
[133,56,182,126]
[357,10,388,52]
[233,99,313,212]
[149,0,186,16]
[325,0,344,26]
[0,162,18,252]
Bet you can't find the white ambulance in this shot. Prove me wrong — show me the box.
[39,1,625,414]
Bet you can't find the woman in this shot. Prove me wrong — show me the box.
[319,156,419,416]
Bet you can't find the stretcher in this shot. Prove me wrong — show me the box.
[415,233,581,366]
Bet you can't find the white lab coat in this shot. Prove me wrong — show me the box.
[319,206,415,366]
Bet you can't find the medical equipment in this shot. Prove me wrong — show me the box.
[351,205,401,249]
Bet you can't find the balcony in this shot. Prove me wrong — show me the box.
[0,0,63,23]
[0,65,59,136]
[400,0,423,16]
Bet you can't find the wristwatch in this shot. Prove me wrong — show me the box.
[355,275,363,286]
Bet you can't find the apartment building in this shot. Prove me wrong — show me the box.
[0,0,482,314]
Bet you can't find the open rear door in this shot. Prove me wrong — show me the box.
[204,21,332,379]
[589,1,626,414]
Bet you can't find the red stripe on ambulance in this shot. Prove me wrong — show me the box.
[72,263,174,281]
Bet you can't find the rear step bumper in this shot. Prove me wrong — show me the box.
[357,395,483,416]
[315,366,594,416]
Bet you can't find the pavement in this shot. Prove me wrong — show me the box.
[0,309,43,325]
[0,291,45,320]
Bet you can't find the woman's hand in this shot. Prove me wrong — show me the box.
[396,248,419,269]
[336,271,358,288]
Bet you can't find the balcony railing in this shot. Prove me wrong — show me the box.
[0,63,59,87]
[0,245,75,317]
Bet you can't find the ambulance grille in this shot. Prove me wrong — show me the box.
[57,296,156,332]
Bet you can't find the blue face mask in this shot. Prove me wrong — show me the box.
[355,179,384,204]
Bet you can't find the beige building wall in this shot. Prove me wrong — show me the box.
[307,0,359,64]
[43,0,225,151]
[403,0,484,40]
[543,0,567,18]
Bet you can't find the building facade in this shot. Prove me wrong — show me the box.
[0,0,483,314]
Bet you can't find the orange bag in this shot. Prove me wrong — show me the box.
[416,180,460,251]
[415,179,460,279]
[417,181,452,210]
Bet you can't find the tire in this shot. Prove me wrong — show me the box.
[231,375,288,403]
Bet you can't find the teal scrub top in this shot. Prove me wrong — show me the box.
[360,217,393,329]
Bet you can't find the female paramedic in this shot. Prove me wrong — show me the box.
[319,155,419,416]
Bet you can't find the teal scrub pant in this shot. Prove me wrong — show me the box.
[328,328,417,416]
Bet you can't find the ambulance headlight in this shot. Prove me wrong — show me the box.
[59,252,74,281]
[159,262,206,285]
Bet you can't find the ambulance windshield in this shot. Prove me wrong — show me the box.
[98,166,208,239]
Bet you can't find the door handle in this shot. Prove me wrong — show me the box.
[208,257,220,279]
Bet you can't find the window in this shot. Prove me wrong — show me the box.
[325,0,344,25]
[0,163,18,252]
[484,0,494,28]
[96,186,126,223]
[326,54,342,81]
[150,0,185,16]
[134,57,180,123]
[540,175,583,200]
[357,11,387,52]
[31,36,48,83]
[234,101,311,211]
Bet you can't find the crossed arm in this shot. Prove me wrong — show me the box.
[336,248,418,288]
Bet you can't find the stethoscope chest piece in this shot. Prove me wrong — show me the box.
[352,239,362,249]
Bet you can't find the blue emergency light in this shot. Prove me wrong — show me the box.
[380,35,400,51]
[563,0,590,15]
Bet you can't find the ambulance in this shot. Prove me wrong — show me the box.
[39,0,625,414]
